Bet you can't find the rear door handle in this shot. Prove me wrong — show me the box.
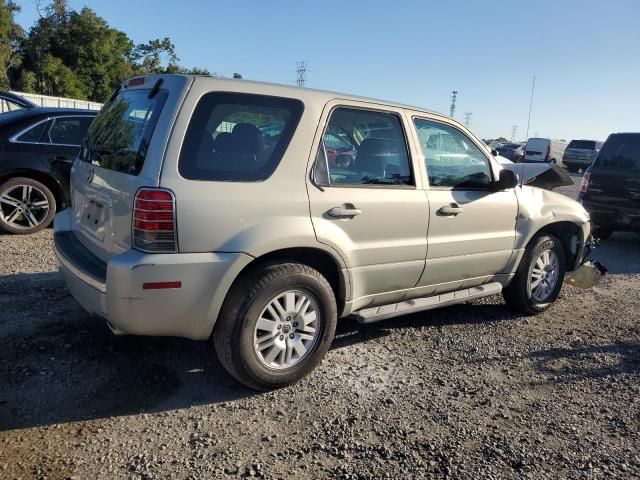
[437,204,464,216]
[327,205,362,218]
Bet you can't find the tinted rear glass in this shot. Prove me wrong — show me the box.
[178,92,304,182]
[47,116,94,145]
[568,140,596,150]
[16,121,47,142]
[595,134,640,170]
[80,89,168,175]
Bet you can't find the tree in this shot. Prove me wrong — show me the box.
[0,0,24,89]
[133,37,179,75]
[13,2,215,101]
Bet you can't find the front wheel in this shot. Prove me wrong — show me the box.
[503,234,566,314]
[213,262,337,390]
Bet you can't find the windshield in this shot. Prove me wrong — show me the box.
[568,140,596,150]
[80,88,168,176]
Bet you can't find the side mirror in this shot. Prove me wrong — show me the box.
[491,149,499,157]
[493,169,518,190]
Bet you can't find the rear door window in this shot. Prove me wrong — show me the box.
[312,107,413,187]
[595,135,640,170]
[80,89,168,175]
[178,93,304,182]
[47,116,94,145]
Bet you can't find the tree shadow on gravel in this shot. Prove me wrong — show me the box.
[528,341,640,382]
[0,272,255,432]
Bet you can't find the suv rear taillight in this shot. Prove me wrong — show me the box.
[133,188,177,253]
[544,145,551,161]
[577,167,592,202]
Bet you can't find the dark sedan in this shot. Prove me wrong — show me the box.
[0,107,96,234]
[497,143,525,162]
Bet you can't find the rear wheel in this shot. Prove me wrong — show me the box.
[213,262,337,390]
[0,177,56,234]
[503,234,566,314]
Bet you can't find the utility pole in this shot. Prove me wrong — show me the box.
[463,112,472,129]
[449,90,458,118]
[525,76,536,141]
[511,125,518,142]
[296,61,308,87]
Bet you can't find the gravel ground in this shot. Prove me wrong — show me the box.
[1,177,639,479]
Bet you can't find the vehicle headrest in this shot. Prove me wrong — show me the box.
[231,123,265,156]
[357,138,392,178]
[212,132,233,153]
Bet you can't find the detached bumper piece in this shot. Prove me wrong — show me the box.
[565,261,607,289]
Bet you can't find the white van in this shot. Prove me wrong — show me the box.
[524,138,568,166]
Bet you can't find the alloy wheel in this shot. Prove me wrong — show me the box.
[253,290,320,370]
[528,249,560,302]
[0,184,50,231]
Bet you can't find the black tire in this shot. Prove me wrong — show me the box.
[593,227,613,240]
[503,234,566,315]
[0,177,56,234]
[213,262,337,391]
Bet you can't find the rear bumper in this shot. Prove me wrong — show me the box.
[581,200,640,232]
[54,228,253,340]
[563,158,592,168]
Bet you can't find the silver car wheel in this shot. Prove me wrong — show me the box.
[253,290,320,370]
[0,184,50,231]
[528,249,560,302]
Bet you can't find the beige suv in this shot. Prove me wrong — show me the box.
[54,75,603,390]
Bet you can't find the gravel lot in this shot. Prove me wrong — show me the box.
[1,177,638,479]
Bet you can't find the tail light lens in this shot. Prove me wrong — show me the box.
[133,188,177,253]
[579,168,592,193]
[545,145,551,161]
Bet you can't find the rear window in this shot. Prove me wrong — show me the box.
[16,121,47,142]
[595,134,640,170]
[178,92,304,182]
[568,140,596,150]
[80,88,168,175]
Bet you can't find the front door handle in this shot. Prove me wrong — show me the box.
[437,203,464,216]
[327,205,362,218]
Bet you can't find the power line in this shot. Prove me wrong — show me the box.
[463,112,473,129]
[511,125,518,142]
[296,61,308,87]
[449,90,458,118]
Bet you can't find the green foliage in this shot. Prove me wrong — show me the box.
[8,1,215,102]
[0,0,24,89]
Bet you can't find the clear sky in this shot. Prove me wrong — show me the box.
[15,0,640,142]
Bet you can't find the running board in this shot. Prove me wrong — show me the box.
[353,282,503,324]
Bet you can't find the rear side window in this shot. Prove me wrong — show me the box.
[15,121,47,143]
[47,117,93,145]
[81,89,168,175]
[595,135,640,170]
[568,140,596,150]
[178,93,304,182]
